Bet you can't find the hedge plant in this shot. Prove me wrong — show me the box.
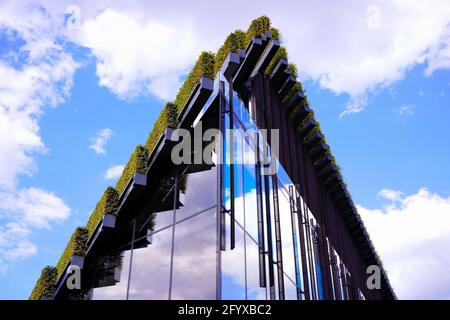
[55,227,89,279]
[115,145,149,195]
[265,47,287,76]
[214,30,246,75]
[29,266,57,300]
[174,52,215,112]
[244,15,280,45]
[145,102,179,154]
[85,187,119,236]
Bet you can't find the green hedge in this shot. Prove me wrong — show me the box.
[115,145,149,195]
[29,266,57,300]
[55,227,89,279]
[85,187,119,237]
[145,102,179,154]
[214,30,246,75]
[245,15,276,45]
[265,47,287,76]
[174,52,215,112]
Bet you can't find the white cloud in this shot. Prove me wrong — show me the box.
[359,188,450,299]
[270,0,450,115]
[0,188,70,229]
[89,128,113,155]
[5,0,448,113]
[394,104,415,116]
[59,0,450,113]
[73,9,197,100]
[104,164,125,180]
[0,2,76,271]
[0,2,78,189]
[378,188,404,201]
[0,188,70,271]
[0,223,37,272]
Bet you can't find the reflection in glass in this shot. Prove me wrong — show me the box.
[277,184,297,288]
[284,275,298,300]
[91,250,131,300]
[128,227,172,299]
[171,208,217,299]
[177,166,217,222]
[221,222,246,299]
[246,235,267,300]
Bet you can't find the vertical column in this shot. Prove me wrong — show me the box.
[255,133,267,288]
[263,172,276,300]
[289,185,303,300]
[271,175,285,300]
[219,80,226,252]
[168,174,178,300]
[295,185,311,300]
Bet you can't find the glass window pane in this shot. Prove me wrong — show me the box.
[246,236,267,300]
[177,165,217,222]
[221,221,246,299]
[91,250,131,300]
[277,185,296,283]
[284,274,298,300]
[128,227,172,299]
[171,208,217,299]
[146,175,176,232]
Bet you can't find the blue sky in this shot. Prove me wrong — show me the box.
[0,0,449,300]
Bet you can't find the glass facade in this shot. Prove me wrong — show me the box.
[85,72,355,300]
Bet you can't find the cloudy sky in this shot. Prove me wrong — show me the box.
[0,0,449,300]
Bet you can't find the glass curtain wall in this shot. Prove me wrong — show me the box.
[327,240,351,300]
[90,155,218,299]
[87,71,350,300]
[219,84,328,300]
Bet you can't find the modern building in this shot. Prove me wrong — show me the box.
[30,16,395,300]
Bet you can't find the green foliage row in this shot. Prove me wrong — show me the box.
[115,145,149,195]
[85,187,119,237]
[29,266,57,300]
[55,227,89,279]
[214,30,246,75]
[145,102,179,154]
[245,15,281,45]
[174,52,215,113]
[176,16,287,112]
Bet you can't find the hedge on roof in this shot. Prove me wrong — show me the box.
[145,102,179,153]
[282,82,304,107]
[85,187,119,237]
[55,227,89,279]
[29,266,57,300]
[264,47,298,79]
[245,15,280,45]
[174,52,215,112]
[214,30,246,75]
[115,145,149,195]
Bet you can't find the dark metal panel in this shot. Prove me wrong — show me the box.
[249,73,390,300]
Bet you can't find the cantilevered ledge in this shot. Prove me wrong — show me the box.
[250,39,280,78]
[147,128,179,170]
[309,143,328,161]
[178,77,214,129]
[233,37,265,89]
[278,75,296,101]
[220,52,241,80]
[299,118,316,137]
[303,131,322,150]
[270,58,290,90]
